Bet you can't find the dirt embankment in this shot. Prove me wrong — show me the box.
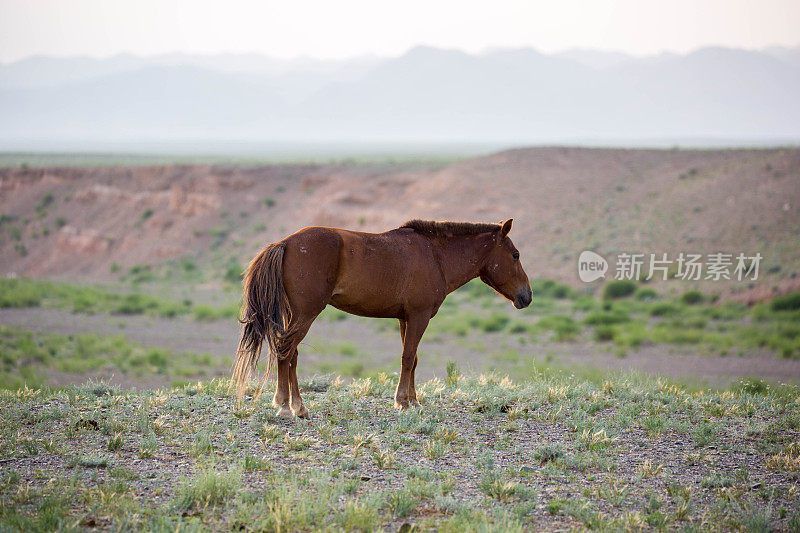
[1,147,799,296]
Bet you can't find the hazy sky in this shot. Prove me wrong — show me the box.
[1,0,799,63]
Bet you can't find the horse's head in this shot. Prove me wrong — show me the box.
[479,219,532,309]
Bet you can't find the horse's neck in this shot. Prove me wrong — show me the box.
[437,233,494,294]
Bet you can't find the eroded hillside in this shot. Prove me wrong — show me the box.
[1,147,799,296]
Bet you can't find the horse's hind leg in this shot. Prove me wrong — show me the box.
[287,348,307,418]
[273,317,315,417]
[409,356,420,408]
[284,318,315,418]
[273,358,292,417]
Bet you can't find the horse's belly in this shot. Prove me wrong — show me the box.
[329,229,432,319]
[329,292,402,319]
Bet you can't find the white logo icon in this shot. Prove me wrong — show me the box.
[578,251,608,282]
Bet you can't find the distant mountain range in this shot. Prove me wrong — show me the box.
[1,46,799,146]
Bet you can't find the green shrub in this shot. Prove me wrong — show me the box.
[733,378,770,395]
[71,294,95,313]
[386,490,417,517]
[337,342,358,356]
[771,292,800,312]
[146,348,169,370]
[614,322,648,350]
[36,192,55,213]
[572,297,596,312]
[684,317,707,329]
[157,301,186,318]
[594,325,616,342]
[652,326,703,345]
[635,287,658,301]
[127,264,155,283]
[508,322,529,334]
[535,280,575,299]
[701,472,732,488]
[551,285,573,299]
[534,443,564,464]
[180,258,197,272]
[193,304,219,321]
[481,313,510,333]
[649,302,679,317]
[193,304,238,321]
[603,280,637,300]
[459,278,496,299]
[535,315,581,341]
[224,264,244,283]
[708,302,746,320]
[113,294,152,315]
[337,501,378,532]
[681,290,704,305]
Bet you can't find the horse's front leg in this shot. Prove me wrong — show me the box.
[398,319,421,408]
[395,314,429,410]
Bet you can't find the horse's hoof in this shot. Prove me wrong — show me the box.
[272,398,289,409]
[275,406,293,417]
[293,405,310,419]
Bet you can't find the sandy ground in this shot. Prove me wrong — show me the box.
[3,308,798,389]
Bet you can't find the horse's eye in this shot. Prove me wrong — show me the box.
[512,251,520,261]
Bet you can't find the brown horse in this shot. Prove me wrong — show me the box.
[232,219,532,417]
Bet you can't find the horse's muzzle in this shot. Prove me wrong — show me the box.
[513,288,533,309]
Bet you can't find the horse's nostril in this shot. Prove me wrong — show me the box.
[514,289,532,309]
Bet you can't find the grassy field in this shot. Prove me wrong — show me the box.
[0,277,240,321]
[0,147,477,169]
[2,276,798,391]
[2,274,800,530]
[0,326,229,391]
[0,372,798,531]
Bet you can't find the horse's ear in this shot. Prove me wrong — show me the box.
[500,219,513,238]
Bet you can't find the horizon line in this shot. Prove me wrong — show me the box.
[3,41,800,66]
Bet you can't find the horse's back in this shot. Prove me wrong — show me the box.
[281,225,440,318]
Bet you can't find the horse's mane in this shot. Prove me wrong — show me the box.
[400,219,500,238]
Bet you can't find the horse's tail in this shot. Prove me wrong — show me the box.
[231,242,292,400]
